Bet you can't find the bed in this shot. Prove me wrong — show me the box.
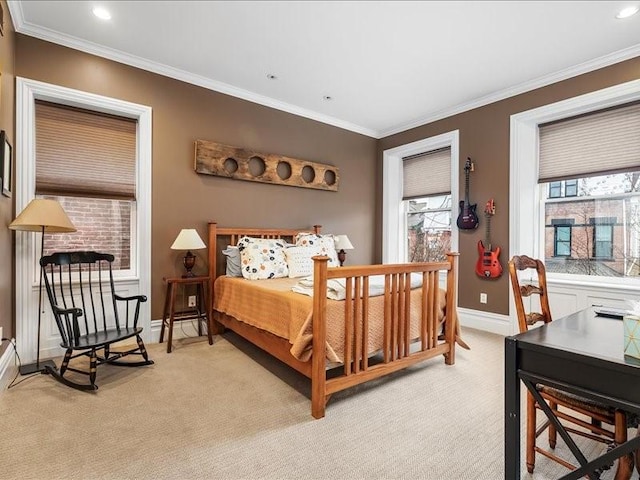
[208,222,461,418]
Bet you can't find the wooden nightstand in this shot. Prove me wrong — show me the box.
[160,276,213,353]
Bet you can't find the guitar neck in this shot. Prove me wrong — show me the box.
[485,215,491,251]
[464,170,470,200]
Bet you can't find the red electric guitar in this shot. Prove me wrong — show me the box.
[456,158,479,230]
[475,198,503,278]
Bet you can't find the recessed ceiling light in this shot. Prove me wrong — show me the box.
[616,5,639,18]
[92,6,112,20]
[323,95,333,101]
[266,74,277,80]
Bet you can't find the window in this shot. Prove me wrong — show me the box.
[548,180,578,198]
[593,222,613,259]
[35,101,137,273]
[543,175,639,276]
[382,130,458,264]
[406,194,452,262]
[511,80,640,325]
[539,100,640,278]
[403,148,451,263]
[554,225,571,256]
[565,179,578,197]
[549,182,562,198]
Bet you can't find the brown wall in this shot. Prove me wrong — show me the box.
[0,1,15,354]
[15,35,378,321]
[9,30,640,328]
[378,57,640,315]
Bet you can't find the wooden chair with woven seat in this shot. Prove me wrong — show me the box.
[508,255,634,478]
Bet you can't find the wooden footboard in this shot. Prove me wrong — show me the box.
[208,222,459,419]
[310,254,458,418]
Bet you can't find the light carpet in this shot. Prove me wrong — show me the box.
[0,328,636,479]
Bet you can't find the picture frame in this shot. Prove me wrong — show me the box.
[1,130,12,197]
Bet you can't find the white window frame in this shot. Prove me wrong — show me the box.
[382,130,459,263]
[15,78,153,362]
[510,79,640,329]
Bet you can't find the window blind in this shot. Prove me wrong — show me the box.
[539,102,640,183]
[402,147,451,200]
[35,101,137,199]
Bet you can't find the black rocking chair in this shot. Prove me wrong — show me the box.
[41,251,154,391]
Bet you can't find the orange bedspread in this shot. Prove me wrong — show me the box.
[213,276,446,363]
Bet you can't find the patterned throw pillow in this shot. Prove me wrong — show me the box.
[285,246,325,278]
[294,233,340,267]
[237,236,289,280]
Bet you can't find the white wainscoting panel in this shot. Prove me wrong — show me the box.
[547,280,640,320]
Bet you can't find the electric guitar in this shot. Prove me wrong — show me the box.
[456,158,479,230]
[475,198,503,278]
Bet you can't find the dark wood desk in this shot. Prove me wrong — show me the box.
[505,307,640,480]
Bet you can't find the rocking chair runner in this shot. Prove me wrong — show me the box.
[41,251,154,390]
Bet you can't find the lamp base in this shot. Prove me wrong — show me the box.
[19,359,57,376]
[183,250,196,278]
[338,249,346,267]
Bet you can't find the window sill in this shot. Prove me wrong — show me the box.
[548,274,640,292]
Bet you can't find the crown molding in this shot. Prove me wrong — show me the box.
[10,1,640,141]
[378,42,640,138]
[10,7,378,139]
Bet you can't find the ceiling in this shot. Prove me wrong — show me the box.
[9,1,640,138]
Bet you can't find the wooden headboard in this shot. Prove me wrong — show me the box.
[207,222,322,282]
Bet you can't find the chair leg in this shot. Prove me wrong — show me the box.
[59,348,73,375]
[613,411,633,480]
[89,349,97,388]
[548,400,558,449]
[526,391,536,473]
[137,335,151,362]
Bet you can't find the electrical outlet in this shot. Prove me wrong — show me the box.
[480,293,488,304]
[188,295,197,308]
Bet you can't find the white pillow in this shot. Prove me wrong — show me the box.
[237,236,289,280]
[222,246,242,277]
[294,233,340,267]
[285,246,324,278]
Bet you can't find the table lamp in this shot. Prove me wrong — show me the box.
[171,228,206,277]
[334,234,354,266]
[9,198,76,375]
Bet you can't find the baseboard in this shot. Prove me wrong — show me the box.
[458,308,513,336]
[0,339,16,390]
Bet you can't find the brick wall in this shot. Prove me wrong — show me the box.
[42,195,131,270]
[544,196,639,276]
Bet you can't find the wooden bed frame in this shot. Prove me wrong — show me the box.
[208,222,459,418]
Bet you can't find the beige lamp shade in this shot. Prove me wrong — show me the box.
[171,229,206,250]
[334,234,354,251]
[9,199,76,233]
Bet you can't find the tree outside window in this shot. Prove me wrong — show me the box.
[406,194,451,263]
